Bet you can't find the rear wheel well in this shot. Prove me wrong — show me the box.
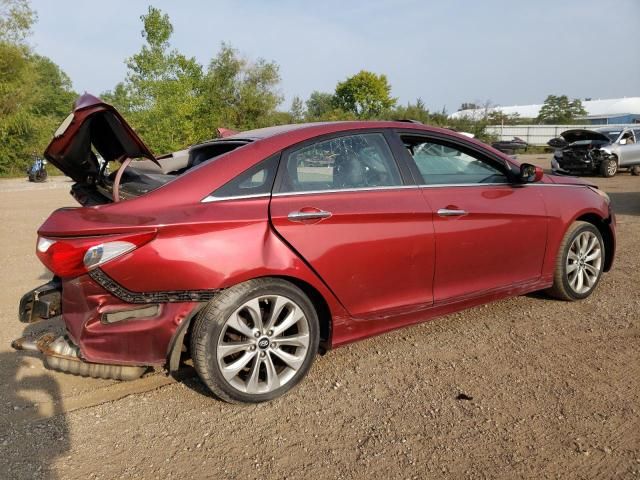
[273,276,332,352]
[576,213,614,271]
[169,276,333,370]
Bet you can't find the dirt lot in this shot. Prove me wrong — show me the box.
[0,155,638,479]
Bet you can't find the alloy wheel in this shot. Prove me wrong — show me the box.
[566,231,602,295]
[216,295,310,394]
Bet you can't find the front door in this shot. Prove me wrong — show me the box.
[398,133,548,302]
[269,131,435,317]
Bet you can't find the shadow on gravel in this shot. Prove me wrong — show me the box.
[608,192,640,217]
[0,321,69,480]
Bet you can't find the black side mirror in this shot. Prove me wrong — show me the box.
[519,163,544,183]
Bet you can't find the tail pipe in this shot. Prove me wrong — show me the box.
[11,333,147,381]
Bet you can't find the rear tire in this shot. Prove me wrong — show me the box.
[630,165,640,176]
[600,157,617,177]
[191,278,319,404]
[546,221,604,301]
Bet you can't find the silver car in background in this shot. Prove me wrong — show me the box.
[550,127,640,177]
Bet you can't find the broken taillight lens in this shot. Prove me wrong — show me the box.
[36,231,156,278]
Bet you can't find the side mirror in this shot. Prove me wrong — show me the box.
[519,163,544,183]
[619,138,627,145]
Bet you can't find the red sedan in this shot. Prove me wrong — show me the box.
[14,94,616,403]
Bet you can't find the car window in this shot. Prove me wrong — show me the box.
[211,154,279,198]
[402,137,508,185]
[620,130,636,144]
[279,133,402,192]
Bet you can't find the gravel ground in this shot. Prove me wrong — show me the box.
[0,155,638,479]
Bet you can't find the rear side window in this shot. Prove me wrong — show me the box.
[279,133,402,193]
[211,154,279,199]
[402,136,508,185]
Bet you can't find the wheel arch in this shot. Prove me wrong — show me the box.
[272,275,332,352]
[166,275,334,372]
[575,212,615,272]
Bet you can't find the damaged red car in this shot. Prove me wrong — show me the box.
[14,94,616,403]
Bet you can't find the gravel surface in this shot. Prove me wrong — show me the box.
[0,156,638,479]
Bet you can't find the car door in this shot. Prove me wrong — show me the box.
[619,129,640,166]
[397,132,548,302]
[269,131,435,317]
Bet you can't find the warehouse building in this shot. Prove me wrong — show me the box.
[451,97,640,125]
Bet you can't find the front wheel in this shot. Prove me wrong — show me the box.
[191,278,319,403]
[546,221,604,301]
[600,157,617,177]
[630,165,640,176]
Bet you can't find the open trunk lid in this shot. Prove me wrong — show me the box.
[44,93,158,183]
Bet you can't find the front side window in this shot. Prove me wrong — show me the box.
[621,130,635,144]
[279,133,402,193]
[402,137,508,185]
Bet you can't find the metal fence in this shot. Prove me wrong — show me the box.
[485,124,638,146]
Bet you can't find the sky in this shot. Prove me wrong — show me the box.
[30,0,640,113]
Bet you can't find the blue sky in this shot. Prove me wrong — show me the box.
[30,0,639,112]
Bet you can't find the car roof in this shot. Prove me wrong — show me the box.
[190,121,497,164]
[222,121,445,141]
[595,127,623,133]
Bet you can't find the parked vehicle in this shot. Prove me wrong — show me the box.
[26,154,48,182]
[14,94,616,403]
[491,137,528,155]
[550,127,640,177]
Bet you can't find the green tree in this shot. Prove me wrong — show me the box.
[0,0,35,43]
[196,43,282,135]
[305,91,335,120]
[392,97,430,123]
[104,6,203,154]
[487,110,521,125]
[333,71,396,118]
[289,96,305,122]
[0,0,76,175]
[537,95,587,124]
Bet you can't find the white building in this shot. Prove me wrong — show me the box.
[450,97,640,125]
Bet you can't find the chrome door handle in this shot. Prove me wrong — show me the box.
[287,210,332,222]
[437,208,467,217]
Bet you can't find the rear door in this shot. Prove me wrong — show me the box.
[397,132,548,302]
[269,131,435,317]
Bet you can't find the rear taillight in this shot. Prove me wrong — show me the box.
[36,231,156,278]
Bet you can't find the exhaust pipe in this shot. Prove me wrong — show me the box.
[12,333,147,381]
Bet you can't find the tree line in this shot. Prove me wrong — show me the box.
[0,2,587,176]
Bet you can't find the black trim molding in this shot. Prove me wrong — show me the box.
[89,269,219,304]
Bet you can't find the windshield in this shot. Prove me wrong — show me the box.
[597,130,621,142]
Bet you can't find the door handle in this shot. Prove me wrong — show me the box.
[437,208,467,217]
[287,209,332,222]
